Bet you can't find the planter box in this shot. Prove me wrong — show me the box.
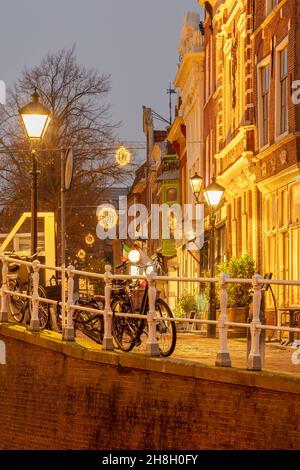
[217,306,249,338]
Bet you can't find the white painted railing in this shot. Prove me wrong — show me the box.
[0,255,300,371]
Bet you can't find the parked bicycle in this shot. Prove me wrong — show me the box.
[111,255,176,357]
[73,294,105,344]
[7,252,49,329]
[46,272,105,342]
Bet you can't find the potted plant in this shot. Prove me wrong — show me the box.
[216,254,256,336]
[175,293,197,331]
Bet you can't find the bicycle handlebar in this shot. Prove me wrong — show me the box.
[5,248,42,262]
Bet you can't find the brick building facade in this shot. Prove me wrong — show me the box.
[194,0,300,319]
[252,0,300,310]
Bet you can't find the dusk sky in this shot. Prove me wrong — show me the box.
[1,0,203,149]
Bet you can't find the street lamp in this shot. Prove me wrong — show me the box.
[203,177,225,337]
[189,173,203,203]
[19,89,51,258]
[203,176,225,208]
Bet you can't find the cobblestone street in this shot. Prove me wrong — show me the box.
[171,334,300,376]
[78,331,300,376]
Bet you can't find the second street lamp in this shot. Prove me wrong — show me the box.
[204,177,225,338]
[189,172,203,203]
[19,89,51,258]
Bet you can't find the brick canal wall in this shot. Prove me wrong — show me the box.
[0,324,300,450]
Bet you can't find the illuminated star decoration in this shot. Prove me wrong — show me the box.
[97,206,118,231]
[77,249,86,260]
[115,146,131,166]
[85,233,95,246]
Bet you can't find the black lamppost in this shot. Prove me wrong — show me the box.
[190,173,225,338]
[19,90,51,258]
[203,177,225,337]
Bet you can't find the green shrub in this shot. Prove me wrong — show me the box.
[175,293,198,317]
[196,291,208,313]
[216,254,256,307]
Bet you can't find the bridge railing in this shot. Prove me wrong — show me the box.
[0,255,300,371]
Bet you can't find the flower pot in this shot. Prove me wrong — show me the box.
[217,306,249,338]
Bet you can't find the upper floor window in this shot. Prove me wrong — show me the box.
[267,0,279,15]
[205,42,209,102]
[260,64,270,147]
[279,47,288,135]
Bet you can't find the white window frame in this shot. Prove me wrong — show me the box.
[257,55,271,150]
[205,43,209,102]
[209,36,213,96]
[275,36,289,141]
[266,0,279,16]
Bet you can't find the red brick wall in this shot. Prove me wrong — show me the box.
[1,334,300,450]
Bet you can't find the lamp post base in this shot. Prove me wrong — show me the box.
[207,324,216,338]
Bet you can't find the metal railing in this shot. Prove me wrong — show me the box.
[0,255,300,371]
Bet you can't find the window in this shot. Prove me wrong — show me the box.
[210,36,213,96]
[205,43,209,102]
[166,188,177,202]
[267,0,278,15]
[291,182,300,223]
[205,135,210,186]
[279,47,288,134]
[260,64,270,147]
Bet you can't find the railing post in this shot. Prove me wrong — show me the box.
[62,265,75,341]
[215,272,231,367]
[146,271,160,357]
[29,260,40,332]
[247,274,263,371]
[102,265,114,350]
[0,256,9,322]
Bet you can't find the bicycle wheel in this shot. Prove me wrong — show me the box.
[28,285,50,330]
[111,297,136,352]
[74,305,104,344]
[155,298,176,357]
[8,278,25,323]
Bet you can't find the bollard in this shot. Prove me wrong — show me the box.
[146,271,160,357]
[0,256,9,322]
[215,273,231,367]
[102,265,114,350]
[247,274,263,371]
[29,260,41,332]
[62,265,75,341]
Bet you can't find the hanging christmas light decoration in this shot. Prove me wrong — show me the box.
[85,233,95,246]
[115,146,131,166]
[77,249,86,260]
[97,206,118,230]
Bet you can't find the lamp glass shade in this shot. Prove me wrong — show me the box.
[204,179,225,208]
[19,90,51,140]
[21,114,50,140]
[128,249,141,264]
[190,173,203,198]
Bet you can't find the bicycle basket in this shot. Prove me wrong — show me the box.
[131,288,145,311]
[44,285,61,301]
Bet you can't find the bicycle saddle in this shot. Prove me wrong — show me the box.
[8,264,20,273]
